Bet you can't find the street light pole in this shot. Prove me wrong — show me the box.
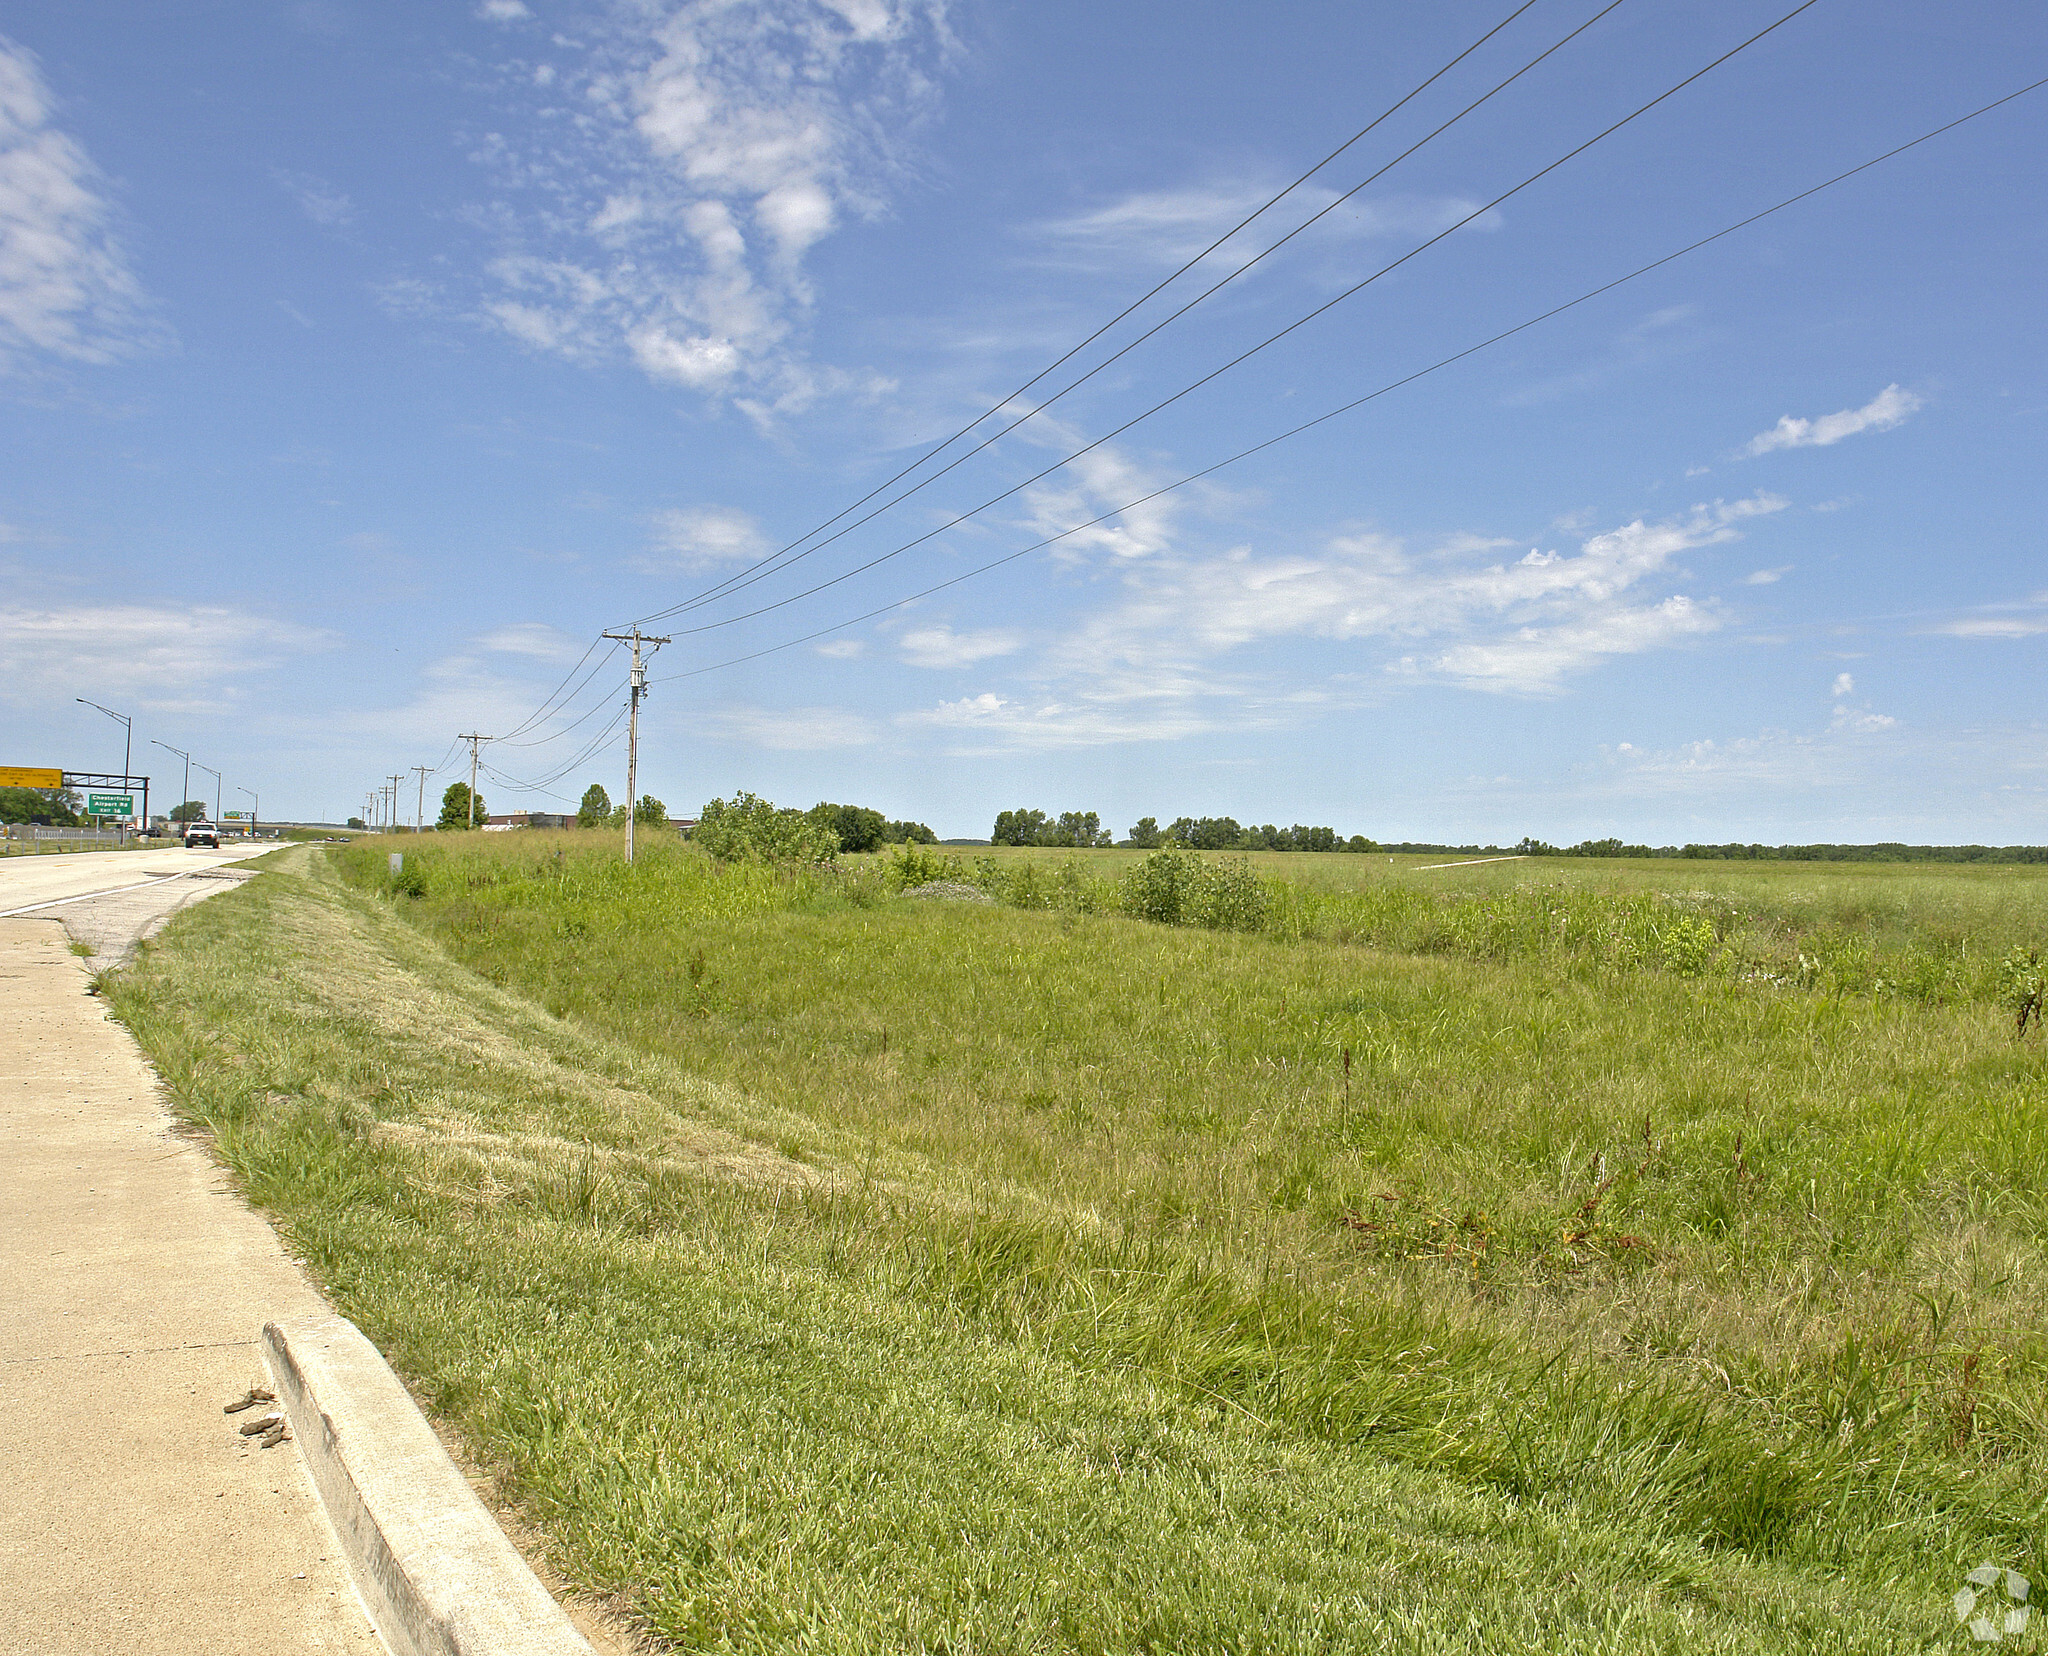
[238,786,259,838]
[151,741,190,829]
[195,763,221,826]
[76,697,132,788]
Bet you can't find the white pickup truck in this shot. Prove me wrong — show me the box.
[183,821,221,849]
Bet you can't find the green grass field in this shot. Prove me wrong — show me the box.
[104,834,2048,1652]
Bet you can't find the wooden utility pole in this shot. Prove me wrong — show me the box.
[600,628,670,864]
[458,734,490,829]
[411,766,431,832]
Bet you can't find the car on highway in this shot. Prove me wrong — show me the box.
[183,821,221,848]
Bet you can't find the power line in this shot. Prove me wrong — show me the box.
[641,0,1823,644]
[636,0,1642,629]
[647,70,2048,687]
[635,0,1552,627]
[495,637,621,745]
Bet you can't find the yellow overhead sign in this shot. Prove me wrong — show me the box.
[0,766,63,789]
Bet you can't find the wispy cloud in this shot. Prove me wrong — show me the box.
[895,624,1021,669]
[708,702,879,749]
[272,167,355,228]
[457,2,954,415]
[1054,494,1786,701]
[0,35,160,370]
[474,622,588,663]
[1034,182,1499,270]
[0,601,335,704]
[1745,384,1921,456]
[651,504,769,567]
[899,691,1221,753]
[1932,591,2048,640]
[1937,617,2048,639]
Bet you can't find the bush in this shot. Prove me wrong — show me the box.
[1120,848,1268,932]
[1658,914,1715,977]
[1999,944,2044,1035]
[885,845,963,891]
[695,792,839,864]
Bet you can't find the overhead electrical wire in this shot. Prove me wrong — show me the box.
[640,0,1823,645]
[494,675,631,748]
[493,637,623,745]
[645,72,2048,687]
[637,0,1551,625]
[635,0,1641,629]
[481,704,632,794]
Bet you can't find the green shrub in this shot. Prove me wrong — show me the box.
[1658,913,1715,977]
[694,792,838,864]
[885,845,963,891]
[1998,944,2044,1035]
[1120,848,1268,932]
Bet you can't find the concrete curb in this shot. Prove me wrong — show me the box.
[263,1313,595,1656]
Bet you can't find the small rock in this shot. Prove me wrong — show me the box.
[238,1412,284,1437]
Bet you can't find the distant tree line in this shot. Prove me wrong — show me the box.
[1516,837,2048,864]
[989,808,1379,853]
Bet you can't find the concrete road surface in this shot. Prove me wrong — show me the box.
[0,852,385,1652]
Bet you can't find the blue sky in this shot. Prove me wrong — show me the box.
[3,0,2044,841]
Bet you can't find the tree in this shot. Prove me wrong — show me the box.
[1125,817,1163,849]
[695,791,838,863]
[439,783,485,830]
[1047,810,1108,848]
[169,799,206,823]
[991,808,1048,846]
[634,794,668,825]
[347,816,366,830]
[1167,816,1242,850]
[885,818,937,844]
[809,802,887,853]
[1343,834,1377,853]
[0,786,82,826]
[576,783,612,828]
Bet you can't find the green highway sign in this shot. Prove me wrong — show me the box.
[223,810,249,819]
[87,793,134,816]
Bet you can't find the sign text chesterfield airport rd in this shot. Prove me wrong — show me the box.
[88,794,135,817]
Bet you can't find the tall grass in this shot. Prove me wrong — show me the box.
[103,838,2048,1650]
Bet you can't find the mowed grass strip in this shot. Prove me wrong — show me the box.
[106,843,2047,1650]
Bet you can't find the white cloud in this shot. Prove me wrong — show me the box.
[651,504,769,566]
[0,36,158,370]
[1937,617,2048,639]
[708,703,878,750]
[1015,413,1181,562]
[476,0,530,18]
[0,602,336,705]
[814,637,864,658]
[1831,671,1854,697]
[1036,182,1498,270]
[1055,494,1786,699]
[900,691,1220,752]
[1743,565,1790,585]
[1745,384,1922,456]
[273,167,355,228]
[462,2,954,410]
[474,622,587,662]
[895,624,1021,669]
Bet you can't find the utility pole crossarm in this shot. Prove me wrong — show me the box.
[600,629,671,865]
